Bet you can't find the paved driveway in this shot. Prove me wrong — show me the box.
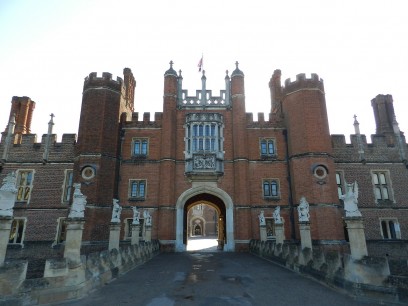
[62,251,379,306]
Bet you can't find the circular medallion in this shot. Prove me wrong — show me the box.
[81,166,95,180]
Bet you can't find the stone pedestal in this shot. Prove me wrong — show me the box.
[145,225,152,242]
[63,218,85,263]
[274,223,285,245]
[259,225,267,242]
[299,221,312,250]
[109,223,121,251]
[0,217,13,266]
[131,224,140,245]
[345,217,368,260]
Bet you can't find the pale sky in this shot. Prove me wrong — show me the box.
[1,0,407,142]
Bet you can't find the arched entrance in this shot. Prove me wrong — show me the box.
[194,224,202,236]
[175,185,235,252]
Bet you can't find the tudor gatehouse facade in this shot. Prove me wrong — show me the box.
[1,62,407,256]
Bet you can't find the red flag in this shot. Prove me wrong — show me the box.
[198,56,203,72]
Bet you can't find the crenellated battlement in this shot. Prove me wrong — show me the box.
[282,73,324,95]
[0,133,76,163]
[245,112,285,128]
[331,133,407,163]
[83,72,123,92]
[125,112,163,128]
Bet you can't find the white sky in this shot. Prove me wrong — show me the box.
[1,0,407,142]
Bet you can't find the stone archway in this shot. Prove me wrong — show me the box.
[190,216,206,237]
[175,185,234,252]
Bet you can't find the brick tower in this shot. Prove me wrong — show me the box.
[272,72,344,243]
[75,68,135,241]
[230,62,251,241]
[157,62,178,240]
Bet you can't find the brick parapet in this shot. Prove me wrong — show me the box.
[245,112,285,128]
[125,112,163,128]
[0,133,76,163]
[83,72,123,92]
[282,73,324,96]
[331,134,408,163]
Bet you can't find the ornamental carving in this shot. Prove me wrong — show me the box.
[193,155,215,170]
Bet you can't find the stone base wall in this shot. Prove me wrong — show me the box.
[249,239,408,305]
[6,242,64,279]
[0,241,160,305]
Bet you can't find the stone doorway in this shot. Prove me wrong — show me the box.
[175,186,234,252]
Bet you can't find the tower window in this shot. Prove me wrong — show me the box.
[188,123,218,153]
[129,180,146,200]
[132,138,148,156]
[263,179,280,199]
[260,139,276,158]
[184,113,224,176]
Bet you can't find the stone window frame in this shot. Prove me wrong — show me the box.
[259,138,277,159]
[15,169,35,204]
[61,169,73,204]
[185,120,223,155]
[8,217,27,246]
[123,218,145,240]
[370,170,395,204]
[335,170,345,200]
[132,138,149,158]
[52,217,67,246]
[262,179,280,200]
[184,113,225,177]
[128,179,147,201]
[379,218,401,239]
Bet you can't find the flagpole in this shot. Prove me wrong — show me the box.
[198,53,203,72]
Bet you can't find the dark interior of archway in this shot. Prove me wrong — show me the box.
[183,193,226,245]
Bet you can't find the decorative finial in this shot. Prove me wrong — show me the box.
[178,69,182,77]
[226,70,229,76]
[235,61,239,69]
[169,60,174,68]
[202,70,205,76]
[353,114,361,135]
